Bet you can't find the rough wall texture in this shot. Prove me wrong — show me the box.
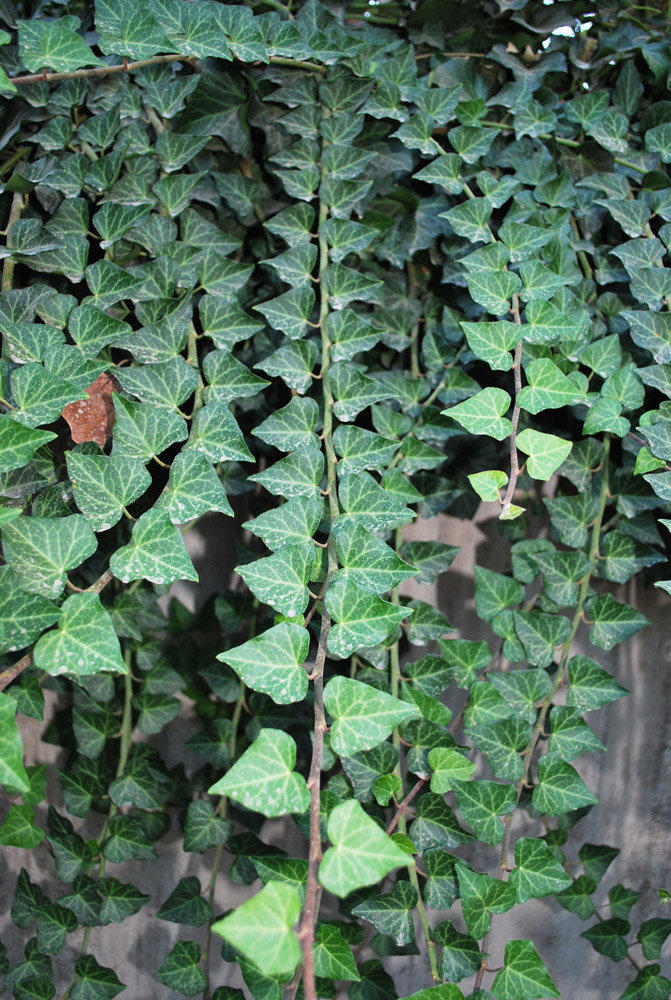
[3,511,668,998]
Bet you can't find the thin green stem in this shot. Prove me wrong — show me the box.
[389,528,440,984]
[475,437,612,987]
[294,158,339,1000]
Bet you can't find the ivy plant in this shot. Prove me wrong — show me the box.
[0,0,670,998]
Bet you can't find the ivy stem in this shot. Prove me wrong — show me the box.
[474,436,611,988]
[10,53,195,86]
[2,191,24,294]
[296,617,329,1000]
[295,168,339,1000]
[58,653,134,1000]
[500,298,523,513]
[202,679,247,998]
[390,529,439,984]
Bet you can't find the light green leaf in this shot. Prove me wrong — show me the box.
[468,469,508,503]
[110,509,198,585]
[33,593,127,677]
[208,729,309,818]
[212,882,300,978]
[2,515,97,600]
[516,429,572,481]
[445,388,512,440]
[319,799,410,897]
[218,623,308,705]
[491,939,560,1000]
[0,694,30,794]
[324,676,419,757]
[325,578,412,659]
[428,748,476,792]
[518,359,586,414]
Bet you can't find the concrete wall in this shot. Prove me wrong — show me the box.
[2,510,669,998]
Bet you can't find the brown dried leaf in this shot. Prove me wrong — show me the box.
[62,371,121,447]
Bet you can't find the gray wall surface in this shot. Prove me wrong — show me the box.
[2,510,669,999]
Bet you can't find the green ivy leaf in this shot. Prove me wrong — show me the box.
[70,955,125,1000]
[212,882,301,978]
[0,804,44,848]
[97,878,150,924]
[434,921,481,983]
[324,676,419,757]
[156,877,213,928]
[313,924,361,981]
[319,799,410,897]
[208,729,310,817]
[2,515,97,600]
[456,864,516,939]
[352,882,418,947]
[516,429,572,481]
[461,321,519,371]
[217,623,309,705]
[531,756,598,816]
[445,388,512,440]
[581,917,631,962]
[326,578,411,659]
[428,748,476,793]
[156,941,207,997]
[0,567,61,656]
[546,706,605,761]
[67,452,151,532]
[586,593,650,650]
[236,543,317,617]
[110,509,198,585]
[155,451,233,523]
[491,939,560,1000]
[453,779,517,846]
[18,17,106,72]
[509,838,571,903]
